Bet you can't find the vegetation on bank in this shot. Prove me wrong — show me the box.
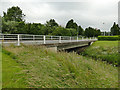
[81,41,119,66]
[2,49,27,88]
[0,48,2,89]
[2,45,118,88]
[98,36,119,41]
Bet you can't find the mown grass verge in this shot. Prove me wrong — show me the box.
[2,48,28,88]
[2,45,118,88]
[81,41,119,66]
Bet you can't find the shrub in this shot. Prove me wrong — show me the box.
[98,36,119,41]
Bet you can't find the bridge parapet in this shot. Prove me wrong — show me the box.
[0,34,97,46]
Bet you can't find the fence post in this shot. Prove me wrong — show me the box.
[59,36,61,43]
[43,35,46,44]
[17,35,20,46]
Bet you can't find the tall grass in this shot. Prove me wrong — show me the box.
[81,41,119,66]
[2,45,118,88]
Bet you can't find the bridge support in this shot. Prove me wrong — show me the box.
[48,46,57,52]
[88,42,93,45]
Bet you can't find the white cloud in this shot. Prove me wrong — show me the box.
[0,0,119,31]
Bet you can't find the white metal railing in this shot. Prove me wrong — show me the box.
[0,34,97,46]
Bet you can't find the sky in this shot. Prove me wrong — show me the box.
[0,0,120,31]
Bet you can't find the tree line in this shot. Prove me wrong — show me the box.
[1,6,119,37]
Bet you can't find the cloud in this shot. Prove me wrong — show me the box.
[0,0,119,31]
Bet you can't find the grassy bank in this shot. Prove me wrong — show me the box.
[2,45,118,88]
[0,47,2,89]
[2,49,27,88]
[81,41,119,66]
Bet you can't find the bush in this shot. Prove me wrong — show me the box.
[98,36,119,41]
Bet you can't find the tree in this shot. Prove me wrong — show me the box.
[52,26,72,36]
[78,26,84,36]
[2,20,19,33]
[85,27,101,37]
[66,19,78,29]
[2,6,25,34]
[16,21,27,34]
[46,19,58,27]
[110,22,120,35]
[85,27,93,37]
[3,6,25,22]
[95,29,101,37]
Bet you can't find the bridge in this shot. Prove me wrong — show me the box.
[0,34,97,51]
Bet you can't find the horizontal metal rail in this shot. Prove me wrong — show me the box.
[0,34,97,46]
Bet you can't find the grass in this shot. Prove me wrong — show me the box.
[2,48,27,88]
[0,46,2,90]
[81,41,119,66]
[2,45,118,88]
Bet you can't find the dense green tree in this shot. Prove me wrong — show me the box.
[52,26,73,36]
[78,26,84,36]
[67,28,77,36]
[66,19,78,29]
[95,29,101,36]
[16,21,26,34]
[2,6,25,34]
[46,19,58,27]
[110,22,120,35]
[85,27,101,37]
[2,18,19,34]
[3,6,25,22]
[44,19,59,35]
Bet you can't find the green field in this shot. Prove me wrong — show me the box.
[81,41,119,66]
[2,44,118,88]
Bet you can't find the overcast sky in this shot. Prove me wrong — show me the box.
[0,0,119,31]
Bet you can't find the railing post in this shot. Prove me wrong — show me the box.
[51,36,52,40]
[70,37,71,42]
[17,35,20,46]
[33,35,35,40]
[2,35,4,41]
[59,36,61,43]
[43,35,46,44]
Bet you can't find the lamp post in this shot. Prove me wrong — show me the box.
[103,22,105,36]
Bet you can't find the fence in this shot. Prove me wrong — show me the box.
[0,34,97,46]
